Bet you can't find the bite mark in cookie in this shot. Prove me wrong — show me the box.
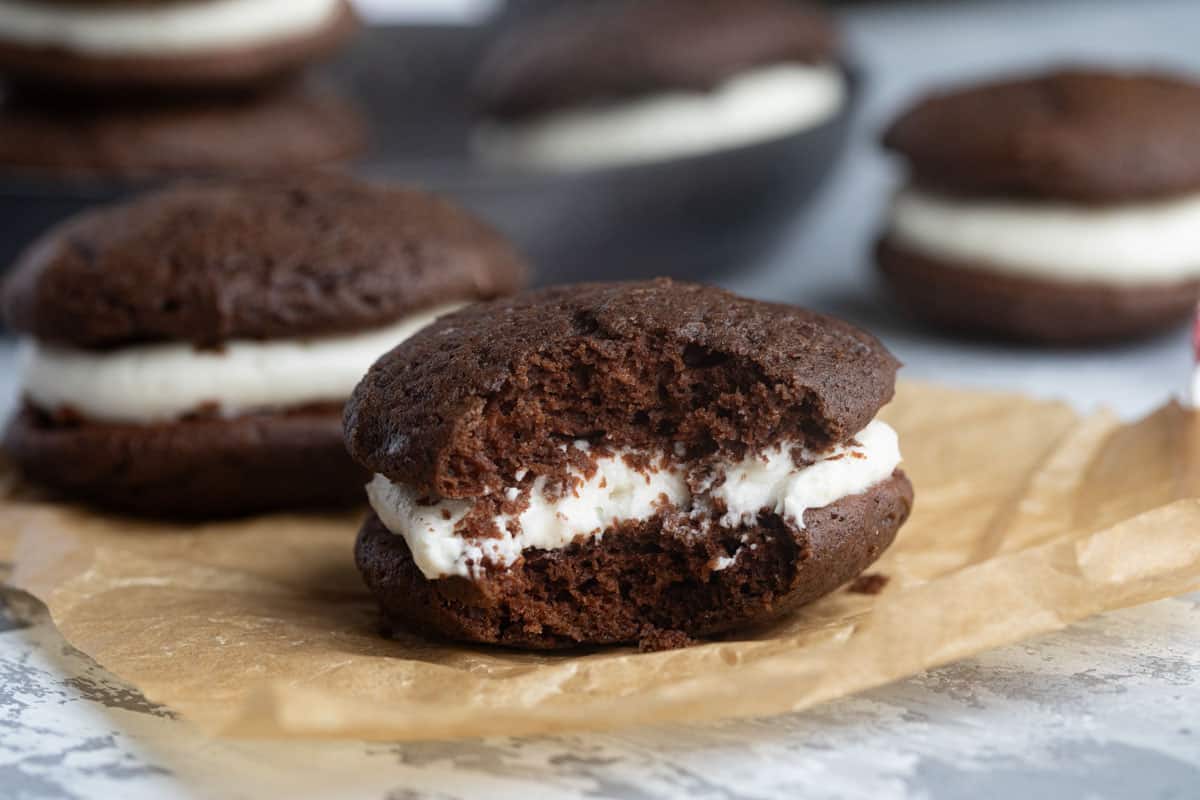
[356,472,913,649]
[367,419,900,580]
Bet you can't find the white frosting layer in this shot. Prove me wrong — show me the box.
[18,303,462,424]
[473,62,845,171]
[889,187,1200,286]
[368,419,901,579]
[0,0,341,56]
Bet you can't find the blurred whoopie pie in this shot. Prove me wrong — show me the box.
[3,172,527,517]
[472,0,845,171]
[879,67,1200,344]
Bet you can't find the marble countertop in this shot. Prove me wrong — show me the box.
[0,586,1196,800]
[2,0,1200,797]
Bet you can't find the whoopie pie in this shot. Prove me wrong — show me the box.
[879,67,1200,343]
[472,0,845,171]
[347,279,913,649]
[3,172,526,517]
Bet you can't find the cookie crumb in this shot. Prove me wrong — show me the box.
[848,572,889,595]
[637,627,698,652]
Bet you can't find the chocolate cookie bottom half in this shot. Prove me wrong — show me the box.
[4,404,366,518]
[356,471,913,650]
[877,237,1200,344]
[0,81,365,180]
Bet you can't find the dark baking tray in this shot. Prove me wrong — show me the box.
[0,23,859,286]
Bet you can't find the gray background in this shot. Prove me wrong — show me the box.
[728,0,1197,419]
[1,0,1199,797]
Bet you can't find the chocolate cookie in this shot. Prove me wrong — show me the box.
[0,0,358,94]
[3,174,528,517]
[5,404,362,518]
[883,68,1200,204]
[0,80,365,180]
[474,0,838,121]
[347,280,913,649]
[5,172,526,348]
[878,67,1200,343]
[877,237,1200,345]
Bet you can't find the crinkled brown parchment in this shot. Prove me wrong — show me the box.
[1,382,1198,740]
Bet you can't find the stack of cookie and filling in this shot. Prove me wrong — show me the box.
[2,173,526,517]
[471,0,845,171]
[878,68,1200,344]
[348,281,913,649]
[0,0,363,178]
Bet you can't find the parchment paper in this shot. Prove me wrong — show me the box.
[1,382,1198,741]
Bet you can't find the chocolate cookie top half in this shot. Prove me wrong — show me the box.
[3,174,527,349]
[883,68,1200,203]
[474,0,839,122]
[346,279,900,498]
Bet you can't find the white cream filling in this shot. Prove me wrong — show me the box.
[368,419,901,580]
[18,303,462,424]
[473,62,845,171]
[889,187,1200,286]
[0,0,341,56]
